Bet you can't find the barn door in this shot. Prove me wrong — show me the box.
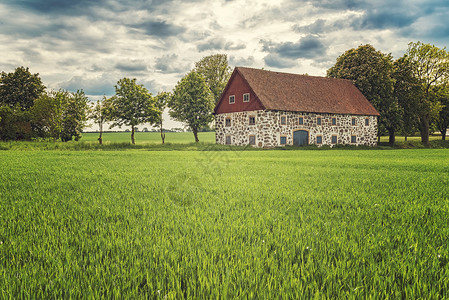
[293,130,308,146]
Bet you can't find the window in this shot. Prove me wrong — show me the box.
[316,135,322,144]
[331,135,337,144]
[225,117,231,127]
[280,136,287,145]
[249,116,256,125]
[243,93,250,102]
[225,135,231,145]
[249,135,256,145]
[365,118,369,126]
[299,117,304,125]
[352,118,356,126]
[317,117,321,125]
[229,95,235,104]
[332,117,337,125]
[281,116,286,125]
[351,135,357,143]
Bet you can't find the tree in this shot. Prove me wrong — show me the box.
[154,91,171,144]
[168,71,214,142]
[60,90,89,142]
[110,78,159,144]
[327,44,400,145]
[392,56,423,141]
[0,66,45,110]
[194,54,232,104]
[30,90,89,141]
[432,85,449,140]
[90,96,113,144]
[406,42,449,144]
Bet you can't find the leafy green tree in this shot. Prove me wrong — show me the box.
[31,90,89,141]
[110,78,159,144]
[327,44,400,145]
[30,91,64,139]
[60,90,89,142]
[430,85,449,140]
[392,56,423,140]
[406,42,449,144]
[168,71,214,142]
[0,66,45,110]
[154,91,171,144]
[90,96,114,144]
[194,54,232,104]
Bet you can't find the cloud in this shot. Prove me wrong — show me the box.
[115,60,148,72]
[229,56,255,68]
[60,73,117,96]
[261,35,327,60]
[131,20,185,37]
[196,37,246,52]
[154,54,191,74]
[264,54,295,69]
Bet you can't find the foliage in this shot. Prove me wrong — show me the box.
[194,54,232,104]
[109,78,159,144]
[89,96,114,144]
[30,90,89,141]
[392,56,423,139]
[327,44,400,144]
[60,90,89,142]
[0,66,45,110]
[0,105,32,140]
[168,71,214,142]
[1,149,449,298]
[406,42,449,144]
[431,85,449,139]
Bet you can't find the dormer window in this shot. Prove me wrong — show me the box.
[229,95,235,104]
[243,93,250,102]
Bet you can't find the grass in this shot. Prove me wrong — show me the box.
[1,149,449,298]
[81,131,215,144]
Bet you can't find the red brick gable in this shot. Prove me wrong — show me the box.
[215,67,380,116]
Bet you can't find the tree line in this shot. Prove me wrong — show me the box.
[0,54,231,144]
[1,43,449,145]
[327,42,449,145]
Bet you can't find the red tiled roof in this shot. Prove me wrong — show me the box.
[232,67,380,116]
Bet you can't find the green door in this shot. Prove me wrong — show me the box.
[293,130,308,146]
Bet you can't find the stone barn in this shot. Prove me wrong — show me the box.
[214,67,379,148]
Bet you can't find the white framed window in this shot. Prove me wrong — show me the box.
[226,135,232,145]
[225,117,231,127]
[229,95,235,104]
[243,93,250,102]
[249,116,256,125]
[281,116,287,125]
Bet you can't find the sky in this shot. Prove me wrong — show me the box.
[1,0,449,129]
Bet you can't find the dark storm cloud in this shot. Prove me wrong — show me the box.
[196,38,246,52]
[261,36,327,60]
[131,20,185,37]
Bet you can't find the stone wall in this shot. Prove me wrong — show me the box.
[215,110,378,147]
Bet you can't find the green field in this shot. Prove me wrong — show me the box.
[81,131,215,144]
[1,147,449,298]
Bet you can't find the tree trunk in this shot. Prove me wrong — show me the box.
[420,116,430,146]
[377,135,380,143]
[160,119,165,144]
[404,133,407,142]
[388,129,395,146]
[442,128,447,140]
[193,128,199,143]
[98,120,103,145]
[131,125,135,144]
